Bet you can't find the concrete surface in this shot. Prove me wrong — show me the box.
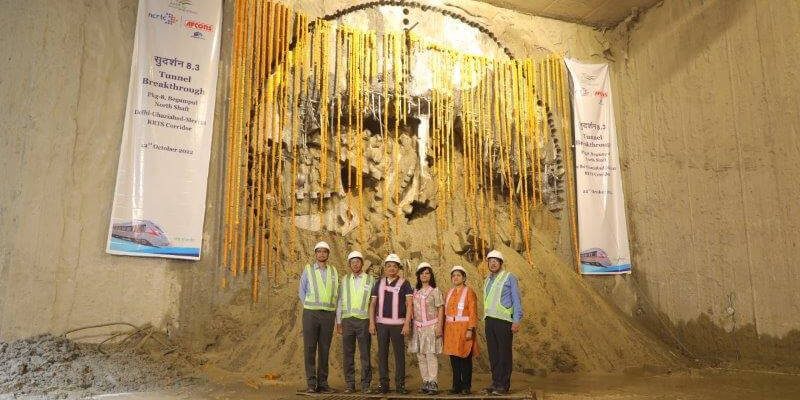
[0,0,227,342]
[607,0,800,361]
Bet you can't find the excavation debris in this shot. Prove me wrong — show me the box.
[0,333,200,399]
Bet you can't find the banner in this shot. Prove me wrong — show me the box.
[106,0,222,260]
[564,59,632,275]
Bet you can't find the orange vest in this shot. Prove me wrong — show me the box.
[442,286,479,358]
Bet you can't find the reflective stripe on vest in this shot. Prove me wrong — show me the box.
[483,270,513,322]
[341,273,375,319]
[413,287,438,328]
[303,264,339,311]
[376,278,406,325]
[445,287,470,323]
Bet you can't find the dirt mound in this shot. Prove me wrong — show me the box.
[202,203,683,384]
[0,333,199,399]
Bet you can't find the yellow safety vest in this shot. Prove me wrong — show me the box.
[303,264,339,311]
[483,270,513,322]
[341,273,375,319]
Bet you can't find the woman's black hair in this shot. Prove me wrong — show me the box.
[415,266,437,289]
[450,269,467,281]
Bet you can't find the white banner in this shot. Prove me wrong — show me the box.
[106,0,222,260]
[564,59,631,275]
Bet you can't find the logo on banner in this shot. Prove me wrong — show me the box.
[149,11,178,25]
[185,20,213,32]
[579,73,601,90]
[578,87,608,104]
[190,31,205,39]
[169,0,196,13]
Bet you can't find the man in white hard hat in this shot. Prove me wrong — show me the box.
[298,241,339,393]
[335,250,375,394]
[482,250,523,395]
[368,253,414,394]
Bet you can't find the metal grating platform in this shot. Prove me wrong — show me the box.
[296,390,537,400]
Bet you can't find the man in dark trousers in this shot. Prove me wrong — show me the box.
[368,253,413,394]
[298,241,339,393]
[336,250,376,394]
[482,250,523,395]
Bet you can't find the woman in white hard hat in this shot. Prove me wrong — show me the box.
[369,253,414,394]
[442,265,479,395]
[336,250,375,394]
[298,241,339,393]
[408,262,444,395]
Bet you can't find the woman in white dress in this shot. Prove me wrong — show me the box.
[408,262,444,395]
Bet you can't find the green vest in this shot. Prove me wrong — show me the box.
[340,273,375,320]
[483,270,514,322]
[303,264,339,311]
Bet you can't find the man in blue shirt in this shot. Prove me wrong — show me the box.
[298,241,339,393]
[482,250,523,395]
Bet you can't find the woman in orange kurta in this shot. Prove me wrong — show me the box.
[442,265,479,395]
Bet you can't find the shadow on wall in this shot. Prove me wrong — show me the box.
[611,269,800,371]
[672,315,800,370]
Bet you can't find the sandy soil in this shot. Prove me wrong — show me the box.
[28,369,797,400]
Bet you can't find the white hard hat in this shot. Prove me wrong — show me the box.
[384,253,402,265]
[416,262,432,272]
[347,250,364,261]
[486,250,504,262]
[314,241,331,251]
[450,265,467,275]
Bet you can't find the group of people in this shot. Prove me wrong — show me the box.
[299,241,523,396]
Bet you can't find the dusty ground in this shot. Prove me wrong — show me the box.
[14,369,795,400]
[5,325,797,399]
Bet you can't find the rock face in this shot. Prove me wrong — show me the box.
[287,98,567,242]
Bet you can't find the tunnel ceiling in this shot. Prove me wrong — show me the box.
[473,0,661,27]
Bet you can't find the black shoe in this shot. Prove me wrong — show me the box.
[420,381,430,394]
[396,386,409,395]
[377,385,390,394]
[462,388,471,395]
[483,386,495,395]
[318,386,336,393]
[362,387,375,394]
[305,387,317,394]
[491,388,509,396]
[448,388,461,395]
[344,386,355,394]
